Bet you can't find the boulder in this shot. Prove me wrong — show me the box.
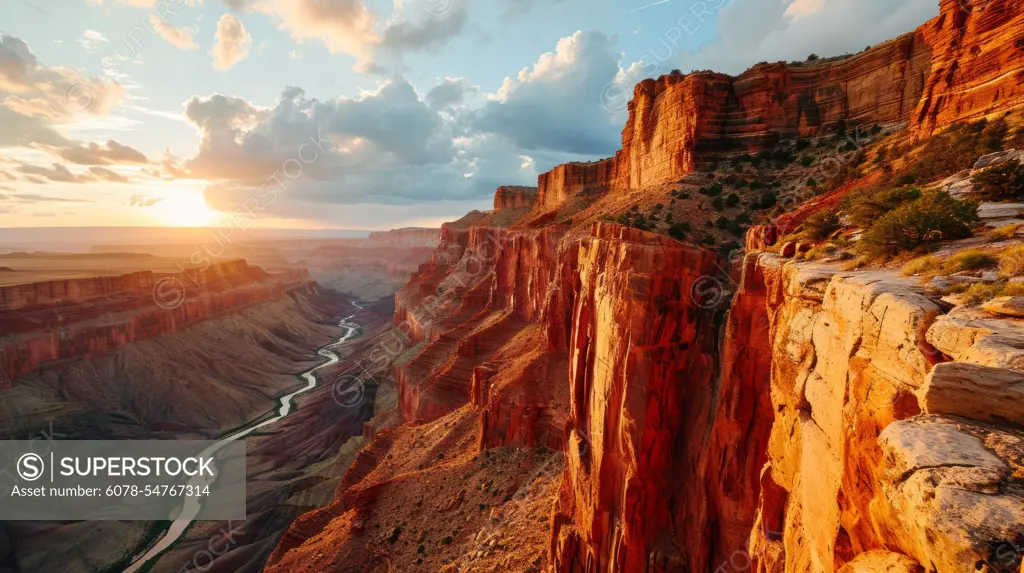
[917,362,1024,425]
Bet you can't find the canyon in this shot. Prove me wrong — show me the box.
[265,0,1024,571]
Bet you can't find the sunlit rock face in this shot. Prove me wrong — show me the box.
[535,0,1024,214]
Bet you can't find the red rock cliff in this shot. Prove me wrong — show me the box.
[494,186,540,210]
[534,0,1024,212]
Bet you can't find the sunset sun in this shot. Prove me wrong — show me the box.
[157,194,220,227]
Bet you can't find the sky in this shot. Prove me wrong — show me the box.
[0,0,940,231]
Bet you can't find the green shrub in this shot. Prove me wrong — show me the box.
[800,156,814,167]
[712,196,725,210]
[798,211,841,241]
[843,186,922,228]
[757,190,778,210]
[796,139,811,151]
[860,191,979,257]
[971,159,1024,201]
[700,183,723,197]
[725,193,741,207]
[667,223,689,241]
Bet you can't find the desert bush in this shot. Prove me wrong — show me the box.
[901,255,942,276]
[842,186,922,228]
[906,118,1008,182]
[991,224,1020,241]
[859,191,979,258]
[944,249,998,273]
[799,210,841,241]
[1000,244,1024,277]
[971,159,1024,201]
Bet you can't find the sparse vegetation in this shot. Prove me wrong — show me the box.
[971,159,1024,201]
[1000,244,1024,277]
[798,210,841,241]
[902,118,1008,182]
[859,191,979,258]
[991,224,1020,241]
[842,186,922,228]
[901,255,942,277]
[944,249,998,274]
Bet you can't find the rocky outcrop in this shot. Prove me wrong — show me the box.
[494,186,539,210]
[739,256,1024,573]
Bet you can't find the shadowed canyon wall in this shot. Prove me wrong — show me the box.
[0,261,313,386]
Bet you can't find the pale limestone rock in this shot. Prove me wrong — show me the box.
[876,417,1024,573]
[927,308,1024,370]
[983,296,1024,318]
[838,550,923,573]
[978,202,1024,221]
[974,149,1024,170]
[878,418,1007,481]
[918,362,1024,425]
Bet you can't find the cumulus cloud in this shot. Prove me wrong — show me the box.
[257,0,379,58]
[179,79,523,213]
[149,13,199,50]
[472,30,624,157]
[425,78,475,110]
[212,14,253,70]
[670,0,939,74]
[379,7,468,54]
[0,34,126,150]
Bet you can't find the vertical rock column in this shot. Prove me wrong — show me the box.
[550,223,722,573]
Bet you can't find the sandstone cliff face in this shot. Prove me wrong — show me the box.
[741,256,1024,573]
[533,0,1023,213]
[912,0,1024,138]
[549,223,722,573]
[494,186,540,210]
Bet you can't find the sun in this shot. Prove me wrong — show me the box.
[158,194,221,227]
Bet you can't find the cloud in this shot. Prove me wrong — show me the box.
[79,30,110,53]
[379,7,468,54]
[89,166,131,182]
[471,30,624,156]
[257,0,379,58]
[671,0,938,74]
[16,162,89,183]
[0,34,126,148]
[149,13,199,50]
[37,139,148,165]
[6,192,93,202]
[288,50,302,60]
[426,77,475,110]
[212,14,253,70]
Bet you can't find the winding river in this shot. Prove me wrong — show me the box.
[123,312,362,573]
